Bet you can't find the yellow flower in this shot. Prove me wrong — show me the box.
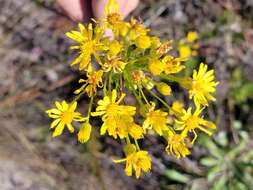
[104,0,128,37]
[156,82,171,96]
[102,56,127,73]
[183,63,219,106]
[169,101,184,116]
[135,35,151,49]
[114,145,151,178]
[74,70,103,97]
[156,41,173,54]
[148,59,165,76]
[66,23,104,71]
[119,22,130,37]
[91,89,137,139]
[186,31,198,43]
[105,0,118,15]
[128,122,144,140]
[78,122,92,143]
[175,106,216,144]
[178,32,199,58]
[109,40,122,56]
[143,103,171,135]
[46,101,86,137]
[150,36,161,49]
[166,132,190,158]
[131,70,145,84]
[106,12,122,26]
[129,18,149,40]
[178,44,192,59]
[162,55,186,74]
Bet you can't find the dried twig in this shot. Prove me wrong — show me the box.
[0,75,75,108]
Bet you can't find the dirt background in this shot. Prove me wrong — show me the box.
[0,0,253,190]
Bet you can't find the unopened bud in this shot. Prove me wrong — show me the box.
[135,35,151,49]
[156,82,171,96]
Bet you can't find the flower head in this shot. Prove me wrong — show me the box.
[175,106,216,144]
[156,41,173,54]
[169,101,184,116]
[182,63,219,106]
[129,18,149,40]
[178,31,199,58]
[131,70,145,84]
[162,55,186,74]
[74,70,103,97]
[46,101,86,137]
[102,56,127,73]
[186,31,198,43]
[91,89,138,139]
[178,44,192,58]
[104,0,128,37]
[166,132,191,158]
[148,59,165,76]
[143,103,171,135]
[66,23,105,71]
[108,40,122,56]
[114,144,151,178]
[105,0,121,24]
[135,35,151,49]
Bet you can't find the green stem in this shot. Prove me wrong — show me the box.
[134,139,140,151]
[87,96,94,121]
[72,90,85,103]
[139,87,150,106]
[127,76,143,106]
[103,73,108,96]
[120,74,123,92]
[160,73,181,83]
[146,88,170,110]
[126,135,131,144]
[108,71,113,94]
[133,89,144,106]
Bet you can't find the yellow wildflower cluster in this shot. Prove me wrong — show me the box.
[178,31,200,59]
[46,0,219,178]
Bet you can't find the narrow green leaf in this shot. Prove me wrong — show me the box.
[164,169,190,183]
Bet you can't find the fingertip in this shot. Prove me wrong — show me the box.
[57,0,91,22]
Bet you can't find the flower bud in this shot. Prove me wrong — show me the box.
[142,78,154,90]
[135,35,151,49]
[179,44,191,58]
[140,104,150,117]
[78,122,92,143]
[120,22,129,37]
[124,144,136,155]
[156,82,171,96]
[131,70,145,84]
[148,59,165,76]
[109,40,122,55]
[186,31,198,43]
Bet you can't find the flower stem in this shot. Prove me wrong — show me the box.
[72,90,85,103]
[108,71,113,94]
[145,87,170,110]
[103,73,108,96]
[126,135,131,144]
[160,74,181,83]
[133,89,144,106]
[134,139,140,151]
[87,96,94,121]
[139,87,150,106]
